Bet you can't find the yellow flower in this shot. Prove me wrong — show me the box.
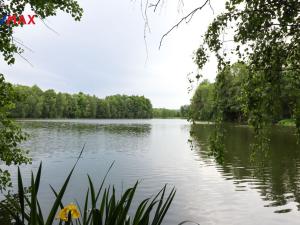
[57,203,80,221]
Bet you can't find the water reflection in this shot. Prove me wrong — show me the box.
[190,123,300,213]
[19,120,151,135]
[18,120,152,159]
[2,119,300,225]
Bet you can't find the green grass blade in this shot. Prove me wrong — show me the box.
[49,185,64,209]
[45,166,75,225]
[95,161,115,201]
[116,182,138,225]
[132,198,150,225]
[83,189,89,225]
[178,221,200,225]
[154,188,176,225]
[152,185,167,225]
[45,145,85,225]
[17,167,25,223]
[36,199,45,225]
[30,171,38,225]
[87,175,96,209]
[34,163,43,195]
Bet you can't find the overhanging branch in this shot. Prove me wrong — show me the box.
[159,0,211,49]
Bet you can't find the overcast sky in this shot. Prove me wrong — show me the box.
[1,0,224,109]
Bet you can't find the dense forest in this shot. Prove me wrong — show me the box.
[152,108,180,118]
[189,63,299,124]
[150,106,189,118]
[10,85,153,119]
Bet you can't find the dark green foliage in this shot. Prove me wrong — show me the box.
[0,0,83,192]
[179,105,190,118]
[194,0,300,137]
[0,74,30,192]
[10,85,153,119]
[152,108,181,118]
[213,63,247,123]
[190,63,300,125]
[105,95,153,119]
[189,79,214,122]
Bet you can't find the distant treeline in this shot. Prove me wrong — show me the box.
[153,106,189,118]
[153,108,180,118]
[189,63,299,123]
[10,85,153,119]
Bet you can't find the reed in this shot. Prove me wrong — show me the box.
[1,147,177,225]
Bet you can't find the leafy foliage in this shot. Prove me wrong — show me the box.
[179,105,190,118]
[189,79,214,121]
[10,85,153,119]
[0,0,83,191]
[152,108,181,118]
[190,63,300,125]
[0,0,83,64]
[0,74,30,192]
[195,0,300,138]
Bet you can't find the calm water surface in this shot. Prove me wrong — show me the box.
[5,119,300,224]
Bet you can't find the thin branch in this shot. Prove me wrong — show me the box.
[149,0,163,12]
[159,0,210,49]
[40,18,60,35]
[141,0,150,63]
[208,0,214,14]
[17,53,33,67]
[11,36,33,66]
[13,37,34,53]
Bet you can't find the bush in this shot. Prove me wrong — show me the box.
[277,119,296,127]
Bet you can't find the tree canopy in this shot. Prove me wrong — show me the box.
[0,74,30,191]
[10,85,153,119]
[152,108,181,118]
[146,0,300,139]
[194,0,300,136]
[189,63,299,125]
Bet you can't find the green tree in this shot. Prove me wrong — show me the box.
[42,89,57,118]
[9,85,154,119]
[180,105,190,118]
[96,99,110,118]
[86,95,97,118]
[193,0,300,136]
[64,94,78,118]
[0,0,83,190]
[0,75,30,191]
[56,93,67,118]
[190,79,214,121]
[152,108,180,118]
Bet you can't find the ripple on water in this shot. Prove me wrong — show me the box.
[8,119,300,225]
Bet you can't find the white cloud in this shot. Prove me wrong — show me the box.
[1,0,224,108]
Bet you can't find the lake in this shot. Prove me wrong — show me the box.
[3,119,300,225]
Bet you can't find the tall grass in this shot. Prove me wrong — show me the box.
[1,148,180,225]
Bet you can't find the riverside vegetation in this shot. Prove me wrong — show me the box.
[1,0,181,224]
[1,0,300,224]
[8,84,189,119]
[189,63,299,126]
[1,148,178,225]
[10,85,153,119]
